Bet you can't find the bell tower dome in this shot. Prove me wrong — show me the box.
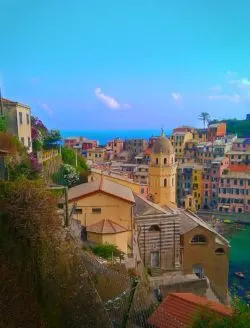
[149,129,177,205]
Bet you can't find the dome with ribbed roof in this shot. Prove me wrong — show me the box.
[152,129,174,155]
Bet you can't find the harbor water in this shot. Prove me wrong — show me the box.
[228,225,250,302]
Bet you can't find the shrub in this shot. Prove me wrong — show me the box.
[92,243,125,260]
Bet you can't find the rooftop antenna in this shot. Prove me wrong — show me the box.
[0,87,3,116]
[161,125,165,137]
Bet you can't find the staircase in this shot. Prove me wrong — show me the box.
[150,267,163,277]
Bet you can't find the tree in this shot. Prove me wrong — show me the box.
[0,178,111,327]
[198,112,211,129]
[53,163,79,187]
[61,147,89,183]
[191,296,250,327]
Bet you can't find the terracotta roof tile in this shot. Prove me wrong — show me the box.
[86,219,127,234]
[147,293,232,328]
[229,165,250,173]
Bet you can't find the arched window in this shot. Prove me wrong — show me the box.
[156,158,158,165]
[215,248,225,255]
[148,225,161,232]
[164,158,167,165]
[193,264,205,279]
[164,178,167,187]
[190,235,207,244]
[172,177,174,187]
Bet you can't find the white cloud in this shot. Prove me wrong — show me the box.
[94,88,131,110]
[210,85,222,93]
[230,78,250,90]
[171,92,182,102]
[40,103,53,117]
[208,94,240,103]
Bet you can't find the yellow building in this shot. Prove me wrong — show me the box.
[68,177,135,254]
[193,128,208,142]
[170,131,193,160]
[180,213,230,303]
[87,219,128,254]
[192,167,203,210]
[87,148,106,163]
[3,98,32,153]
[149,130,177,205]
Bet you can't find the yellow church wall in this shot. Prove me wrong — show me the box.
[87,232,103,244]
[182,226,229,303]
[70,191,133,248]
[102,232,128,254]
[87,231,128,254]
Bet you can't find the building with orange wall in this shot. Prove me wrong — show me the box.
[208,123,226,141]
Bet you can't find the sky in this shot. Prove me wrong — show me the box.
[1,0,250,130]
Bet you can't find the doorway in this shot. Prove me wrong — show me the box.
[151,251,160,267]
[193,264,205,279]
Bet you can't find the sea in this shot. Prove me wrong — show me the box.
[61,129,172,145]
[228,226,250,302]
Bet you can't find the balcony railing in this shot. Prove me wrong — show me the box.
[37,149,59,163]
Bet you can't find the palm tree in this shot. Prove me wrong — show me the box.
[198,112,211,129]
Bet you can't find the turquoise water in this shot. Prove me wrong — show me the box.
[61,129,172,145]
[229,226,250,302]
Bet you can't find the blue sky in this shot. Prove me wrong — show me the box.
[1,0,250,130]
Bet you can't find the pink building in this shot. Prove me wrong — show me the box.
[82,140,98,150]
[218,165,250,213]
[108,138,124,157]
[64,137,84,148]
[232,138,250,152]
[202,157,230,209]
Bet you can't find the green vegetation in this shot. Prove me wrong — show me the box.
[0,178,110,327]
[53,147,89,186]
[209,118,250,138]
[199,112,211,129]
[0,132,42,181]
[92,243,125,261]
[52,163,80,187]
[0,115,8,132]
[191,296,250,327]
[31,116,61,152]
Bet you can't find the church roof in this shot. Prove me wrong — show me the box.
[179,210,229,246]
[87,219,127,234]
[133,194,175,216]
[152,130,174,155]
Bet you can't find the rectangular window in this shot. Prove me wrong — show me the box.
[28,137,31,148]
[26,114,30,124]
[21,137,24,145]
[240,180,244,186]
[234,179,237,185]
[19,112,23,124]
[205,191,208,196]
[75,208,82,214]
[92,208,101,214]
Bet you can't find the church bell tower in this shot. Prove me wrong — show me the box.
[149,129,177,205]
